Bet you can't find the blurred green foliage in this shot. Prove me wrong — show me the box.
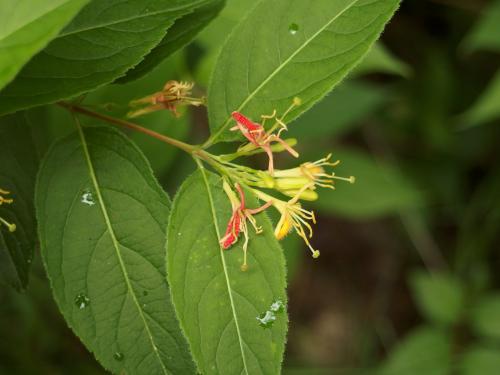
[1,0,500,374]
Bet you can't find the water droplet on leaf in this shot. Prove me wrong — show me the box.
[113,352,124,361]
[270,299,285,314]
[81,190,96,206]
[257,310,276,328]
[288,23,299,35]
[74,293,90,309]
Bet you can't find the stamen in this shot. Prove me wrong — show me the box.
[246,200,273,215]
[0,188,13,205]
[293,212,314,238]
[0,217,16,232]
[268,135,299,158]
[331,174,356,184]
[293,222,318,258]
[241,221,249,272]
[260,109,277,128]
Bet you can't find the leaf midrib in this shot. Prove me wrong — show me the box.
[206,0,359,145]
[75,120,169,375]
[58,0,208,37]
[196,161,249,375]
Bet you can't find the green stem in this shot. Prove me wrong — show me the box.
[59,101,272,195]
[58,101,198,154]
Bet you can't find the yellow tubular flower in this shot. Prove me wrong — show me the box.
[0,189,16,232]
[280,188,318,201]
[273,153,355,192]
[253,186,320,259]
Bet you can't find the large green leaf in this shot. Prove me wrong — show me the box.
[167,167,288,375]
[118,0,225,83]
[310,148,423,218]
[0,0,208,115]
[206,0,400,144]
[196,0,251,49]
[462,0,500,53]
[0,113,39,290]
[36,126,195,374]
[0,0,89,91]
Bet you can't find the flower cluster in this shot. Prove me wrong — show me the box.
[212,99,355,270]
[0,188,16,233]
[128,80,205,118]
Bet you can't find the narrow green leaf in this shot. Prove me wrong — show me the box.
[167,167,288,375]
[36,126,195,374]
[118,0,225,83]
[206,0,400,144]
[470,294,500,340]
[0,0,89,91]
[379,326,451,375]
[310,148,422,218]
[462,0,500,53]
[0,0,208,115]
[0,113,39,290]
[459,70,500,129]
[409,271,464,326]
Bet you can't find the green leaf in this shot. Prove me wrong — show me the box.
[118,0,225,83]
[0,113,39,290]
[460,345,500,375]
[409,271,464,326]
[193,0,253,86]
[0,0,89,91]
[470,294,500,340]
[462,0,500,53]
[196,0,251,50]
[36,126,195,374]
[167,167,288,375]
[459,70,500,129]
[287,81,388,140]
[310,148,422,218]
[354,43,411,77]
[206,0,400,144]
[379,326,451,375]
[0,0,207,115]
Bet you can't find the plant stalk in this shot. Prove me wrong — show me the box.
[58,101,198,154]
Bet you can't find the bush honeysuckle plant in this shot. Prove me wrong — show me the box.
[0,0,400,374]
